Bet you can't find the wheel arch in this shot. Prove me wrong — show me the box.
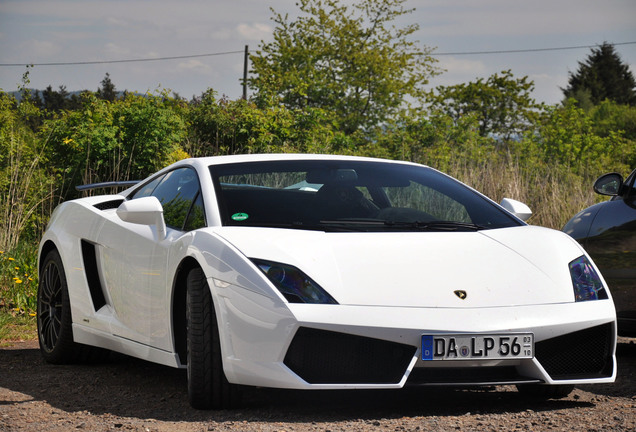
[172,256,201,366]
[39,240,59,273]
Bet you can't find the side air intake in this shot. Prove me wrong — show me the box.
[81,240,107,311]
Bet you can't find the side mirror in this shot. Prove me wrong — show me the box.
[116,196,166,240]
[593,173,623,196]
[500,198,532,222]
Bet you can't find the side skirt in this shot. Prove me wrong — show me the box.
[72,323,184,368]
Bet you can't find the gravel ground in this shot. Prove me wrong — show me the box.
[1,338,634,432]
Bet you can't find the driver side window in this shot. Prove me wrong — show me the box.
[132,167,206,231]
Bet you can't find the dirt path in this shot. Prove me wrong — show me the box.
[1,339,635,431]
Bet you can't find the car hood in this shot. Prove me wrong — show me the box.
[214,225,586,308]
[562,201,604,241]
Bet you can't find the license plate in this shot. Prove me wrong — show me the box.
[421,333,534,361]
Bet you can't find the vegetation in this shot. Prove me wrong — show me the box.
[0,0,634,339]
[248,0,440,136]
[0,244,38,342]
[427,70,543,142]
[562,42,636,108]
[0,311,37,344]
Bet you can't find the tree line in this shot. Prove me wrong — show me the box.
[1,0,635,252]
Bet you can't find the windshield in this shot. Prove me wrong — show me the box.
[210,160,522,232]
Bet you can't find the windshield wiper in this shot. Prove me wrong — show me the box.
[229,221,373,232]
[230,219,486,232]
[317,219,386,231]
[383,220,487,231]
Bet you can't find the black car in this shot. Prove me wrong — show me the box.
[563,168,636,336]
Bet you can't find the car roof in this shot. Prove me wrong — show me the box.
[175,154,428,171]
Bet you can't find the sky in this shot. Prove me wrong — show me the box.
[0,0,635,105]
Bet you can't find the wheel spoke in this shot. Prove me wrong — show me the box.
[47,318,56,347]
[50,315,60,343]
[40,314,53,350]
[38,260,63,352]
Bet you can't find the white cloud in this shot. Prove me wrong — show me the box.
[209,28,233,41]
[177,59,211,72]
[106,17,130,28]
[437,56,488,77]
[1,0,634,102]
[19,39,62,58]
[237,23,273,41]
[105,43,131,56]
[416,0,636,38]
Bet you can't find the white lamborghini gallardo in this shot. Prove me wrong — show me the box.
[37,154,617,409]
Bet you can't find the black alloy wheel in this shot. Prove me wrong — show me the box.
[37,249,106,364]
[38,253,64,354]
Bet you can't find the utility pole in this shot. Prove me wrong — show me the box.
[242,45,249,100]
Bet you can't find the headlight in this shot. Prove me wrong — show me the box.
[251,259,338,304]
[569,256,608,301]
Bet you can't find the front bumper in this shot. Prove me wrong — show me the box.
[213,284,617,390]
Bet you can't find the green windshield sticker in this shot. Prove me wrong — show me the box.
[231,212,249,221]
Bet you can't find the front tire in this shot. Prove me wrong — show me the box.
[186,267,241,409]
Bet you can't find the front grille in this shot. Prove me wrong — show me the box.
[535,323,614,380]
[407,366,537,385]
[284,327,416,384]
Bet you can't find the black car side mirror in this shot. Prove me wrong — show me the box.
[593,173,624,196]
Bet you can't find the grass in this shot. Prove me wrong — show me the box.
[0,242,39,345]
[445,154,599,230]
[0,310,37,345]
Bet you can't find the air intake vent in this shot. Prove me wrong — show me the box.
[535,323,613,380]
[407,366,537,385]
[93,199,124,210]
[284,327,416,384]
[81,240,107,311]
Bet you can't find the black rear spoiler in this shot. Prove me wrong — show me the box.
[75,180,140,192]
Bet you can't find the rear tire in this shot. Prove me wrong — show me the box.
[186,267,241,409]
[37,249,106,364]
[516,384,574,400]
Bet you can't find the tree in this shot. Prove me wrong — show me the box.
[248,0,439,135]
[528,100,628,175]
[589,100,636,168]
[562,43,636,107]
[41,85,69,112]
[189,89,340,156]
[427,70,543,141]
[97,73,118,102]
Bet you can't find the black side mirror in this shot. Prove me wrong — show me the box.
[593,173,623,196]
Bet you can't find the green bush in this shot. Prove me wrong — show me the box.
[188,90,341,156]
[1,73,635,329]
[0,241,38,315]
[0,92,53,250]
[41,91,189,201]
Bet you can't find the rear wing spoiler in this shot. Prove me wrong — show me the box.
[75,180,140,192]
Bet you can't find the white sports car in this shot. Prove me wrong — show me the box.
[38,154,616,409]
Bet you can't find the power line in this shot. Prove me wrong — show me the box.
[0,50,245,67]
[1,41,635,67]
[431,41,636,56]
